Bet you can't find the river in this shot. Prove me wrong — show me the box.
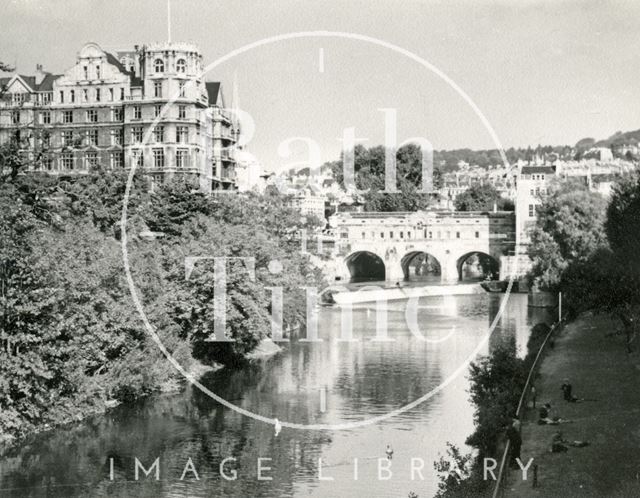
[0,293,553,498]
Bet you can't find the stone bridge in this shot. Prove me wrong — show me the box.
[329,210,516,283]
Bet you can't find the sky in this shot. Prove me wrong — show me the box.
[2,0,640,171]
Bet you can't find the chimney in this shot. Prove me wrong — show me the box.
[35,64,46,85]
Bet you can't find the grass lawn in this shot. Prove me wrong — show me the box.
[503,312,640,497]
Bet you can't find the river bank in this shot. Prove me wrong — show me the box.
[505,312,640,497]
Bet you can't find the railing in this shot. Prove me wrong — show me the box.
[491,317,563,498]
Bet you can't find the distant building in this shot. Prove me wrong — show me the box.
[515,165,555,252]
[288,188,326,221]
[0,41,237,193]
[584,147,613,162]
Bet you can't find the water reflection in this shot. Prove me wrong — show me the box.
[0,294,553,497]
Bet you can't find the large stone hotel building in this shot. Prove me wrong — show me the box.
[0,41,238,192]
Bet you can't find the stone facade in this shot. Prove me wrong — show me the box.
[0,41,237,193]
[330,210,515,283]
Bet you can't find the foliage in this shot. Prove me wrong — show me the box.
[328,144,441,211]
[0,147,324,439]
[433,443,482,498]
[466,338,525,459]
[454,183,514,212]
[527,179,608,290]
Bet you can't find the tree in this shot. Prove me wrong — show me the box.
[528,180,607,290]
[328,144,439,212]
[454,183,514,211]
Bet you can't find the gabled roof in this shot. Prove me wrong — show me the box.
[205,81,221,105]
[521,166,555,174]
[37,73,61,91]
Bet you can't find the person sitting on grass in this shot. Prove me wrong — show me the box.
[560,378,583,403]
[550,431,590,453]
[538,403,572,425]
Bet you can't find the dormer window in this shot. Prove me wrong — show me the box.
[176,58,186,73]
[154,59,164,73]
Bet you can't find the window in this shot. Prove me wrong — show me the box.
[153,126,164,143]
[111,129,123,145]
[179,81,186,97]
[62,131,74,146]
[456,232,460,239]
[178,105,186,119]
[530,189,534,195]
[528,204,535,217]
[87,129,98,146]
[61,153,74,170]
[63,110,73,123]
[176,58,186,72]
[428,231,433,239]
[153,148,165,168]
[132,150,144,167]
[133,105,141,120]
[111,151,123,168]
[154,81,162,98]
[40,132,50,147]
[59,91,64,103]
[43,157,53,171]
[154,105,162,117]
[96,88,101,102]
[389,231,394,239]
[109,88,114,101]
[11,111,19,124]
[361,232,366,240]
[86,109,98,123]
[82,89,88,102]
[70,89,75,103]
[176,148,188,168]
[96,65,101,79]
[112,107,123,121]
[120,87,125,100]
[86,151,98,168]
[475,231,480,238]
[131,127,143,143]
[154,59,164,72]
[380,232,385,239]
[541,174,545,180]
[83,66,88,79]
[535,187,540,195]
[176,126,188,143]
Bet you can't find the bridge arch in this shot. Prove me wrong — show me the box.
[345,251,386,283]
[456,251,500,282]
[401,251,442,283]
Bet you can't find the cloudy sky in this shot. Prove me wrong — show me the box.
[2,0,639,171]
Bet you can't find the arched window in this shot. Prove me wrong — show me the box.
[154,59,164,73]
[176,58,186,73]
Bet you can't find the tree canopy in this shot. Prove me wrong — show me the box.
[454,183,514,212]
[527,180,607,290]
